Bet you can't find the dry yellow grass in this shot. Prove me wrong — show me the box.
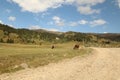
[0,43,91,74]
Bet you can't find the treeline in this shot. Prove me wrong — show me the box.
[0,23,120,45]
[0,24,61,44]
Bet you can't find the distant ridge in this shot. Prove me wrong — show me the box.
[0,23,120,44]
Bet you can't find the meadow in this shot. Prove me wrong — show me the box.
[0,43,92,74]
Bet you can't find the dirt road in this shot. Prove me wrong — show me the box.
[0,48,120,80]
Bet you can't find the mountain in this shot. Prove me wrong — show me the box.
[0,23,120,45]
[97,33,120,42]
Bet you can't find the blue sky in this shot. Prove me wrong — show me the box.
[0,0,120,33]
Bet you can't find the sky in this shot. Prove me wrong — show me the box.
[0,0,120,33]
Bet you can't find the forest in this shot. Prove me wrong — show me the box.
[0,23,120,47]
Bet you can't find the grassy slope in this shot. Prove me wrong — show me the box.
[0,43,92,74]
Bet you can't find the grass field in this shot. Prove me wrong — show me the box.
[0,43,92,74]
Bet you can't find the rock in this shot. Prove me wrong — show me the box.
[20,63,28,69]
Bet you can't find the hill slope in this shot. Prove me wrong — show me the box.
[0,23,120,45]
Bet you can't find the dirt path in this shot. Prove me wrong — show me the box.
[0,48,120,80]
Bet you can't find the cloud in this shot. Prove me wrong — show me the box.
[103,32,108,33]
[117,0,120,8]
[69,22,78,27]
[29,25,59,31]
[42,28,59,32]
[8,24,15,28]
[10,0,105,15]
[77,6,100,15]
[76,0,105,15]
[8,16,16,21]
[7,0,13,3]
[29,25,41,30]
[48,28,59,32]
[52,16,65,26]
[51,16,107,27]
[52,16,88,27]
[41,12,50,18]
[0,20,3,24]
[6,9,11,13]
[47,21,54,25]
[11,0,64,13]
[65,0,75,4]
[68,20,88,27]
[69,19,106,27]
[78,20,88,24]
[75,0,105,6]
[90,19,107,27]
[51,15,107,27]
[0,20,15,28]
[53,16,61,21]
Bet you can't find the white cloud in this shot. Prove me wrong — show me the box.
[8,24,15,28]
[6,9,11,13]
[41,12,50,18]
[69,22,78,26]
[29,25,41,30]
[48,21,54,25]
[53,16,61,21]
[51,16,107,27]
[0,20,15,28]
[76,0,105,15]
[11,0,64,13]
[68,20,88,27]
[0,20,3,24]
[65,0,75,4]
[10,0,105,15]
[74,0,105,15]
[8,16,16,21]
[78,20,88,24]
[48,28,59,32]
[29,25,59,31]
[117,0,120,8]
[77,6,100,15]
[103,32,108,33]
[75,0,105,6]
[42,28,59,32]
[90,19,107,27]
[7,0,13,3]
[52,16,65,26]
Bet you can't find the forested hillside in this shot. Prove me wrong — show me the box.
[0,23,120,46]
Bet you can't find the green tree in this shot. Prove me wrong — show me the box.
[0,30,4,39]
